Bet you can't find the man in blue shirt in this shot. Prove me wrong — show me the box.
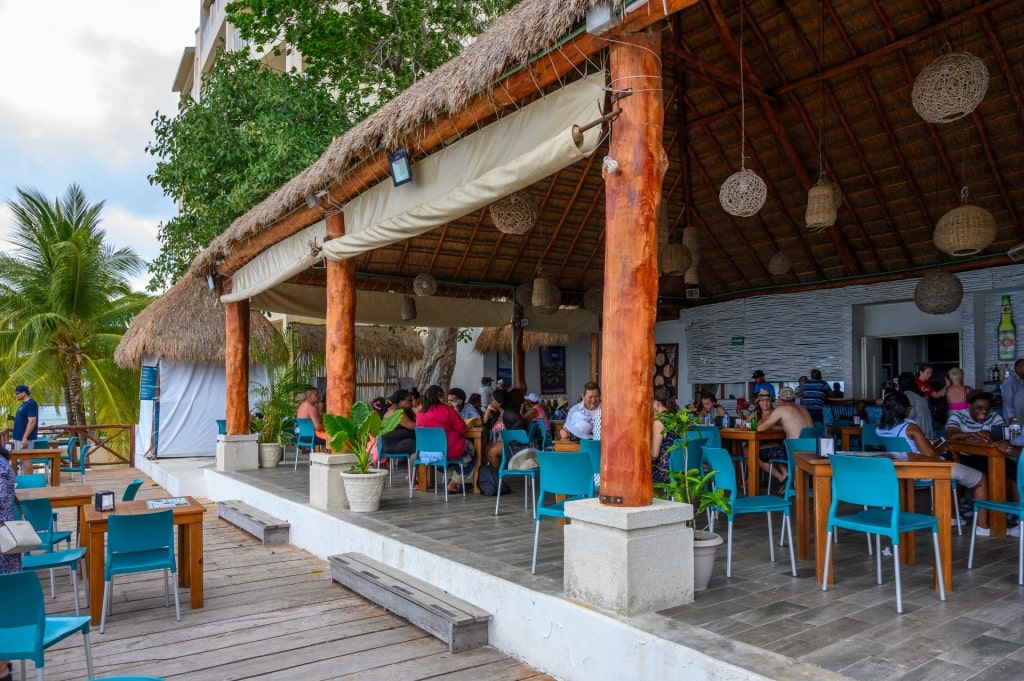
[1000,359,1024,424]
[801,369,832,424]
[751,370,775,401]
[12,384,38,450]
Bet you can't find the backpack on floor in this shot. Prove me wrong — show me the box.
[477,464,511,496]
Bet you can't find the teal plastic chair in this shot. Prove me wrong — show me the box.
[216,419,227,435]
[100,509,181,634]
[697,424,746,492]
[527,420,551,449]
[0,571,94,681]
[376,436,412,487]
[969,456,1024,584]
[293,418,316,470]
[31,437,51,449]
[410,427,465,501]
[495,429,538,515]
[531,449,595,574]
[22,547,89,614]
[860,423,885,451]
[60,435,79,466]
[61,441,90,482]
[122,478,145,501]
[580,438,602,494]
[878,435,962,534]
[704,446,796,578]
[15,473,47,488]
[669,432,703,473]
[17,497,72,552]
[822,454,946,613]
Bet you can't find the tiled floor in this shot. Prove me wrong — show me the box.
[238,460,1024,681]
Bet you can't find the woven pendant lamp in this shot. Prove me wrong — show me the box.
[660,242,693,277]
[583,286,603,314]
[515,282,533,308]
[682,226,700,285]
[805,178,838,231]
[933,187,996,257]
[400,295,417,321]
[768,251,792,275]
[912,52,989,124]
[532,267,560,315]
[413,272,437,296]
[914,270,963,314]
[490,191,538,235]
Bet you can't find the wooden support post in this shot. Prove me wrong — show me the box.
[325,210,356,418]
[600,27,663,507]
[224,297,250,435]
[512,321,526,390]
[590,333,600,383]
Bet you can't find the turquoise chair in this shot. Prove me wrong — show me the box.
[0,571,94,681]
[410,427,465,501]
[122,478,145,501]
[969,457,1024,584]
[527,420,551,449]
[860,423,885,451]
[100,509,180,633]
[531,450,595,574]
[495,429,538,515]
[878,435,962,534]
[15,473,47,488]
[30,437,53,478]
[822,454,946,613]
[17,497,72,552]
[376,436,412,487]
[22,546,89,614]
[669,432,703,473]
[216,419,227,435]
[580,438,601,494]
[61,441,90,482]
[704,446,796,578]
[697,424,746,492]
[293,417,317,470]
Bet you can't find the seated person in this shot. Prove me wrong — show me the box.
[749,390,786,486]
[379,389,417,455]
[521,392,549,440]
[416,385,475,493]
[483,389,527,469]
[297,387,326,448]
[946,389,1020,505]
[693,392,725,425]
[447,387,481,422]
[559,382,602,441]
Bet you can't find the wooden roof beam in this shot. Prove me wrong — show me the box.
[663,43,773,102]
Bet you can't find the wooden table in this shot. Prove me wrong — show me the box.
[83,496,207,625]
[946,439,1015,538]
[718,428,784,496]
[16,484,94,546]
[793,450,953,592]
[553,440,580,452]
[828,424,863,451]
[9,449,63,486]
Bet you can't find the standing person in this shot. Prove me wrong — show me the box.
[479,378,495,412]
[897,371,935,439]
[1,444,21,678]
[297,386,326,448]
[1000,359,1024,424]
[915,363,949,400]
[560,382,602,441]
[12,384,38,450]
[794,376,808,404]
[416,385,475,493]
[750,370,775,400]
[800,370,831,425]
[945,367,970,413]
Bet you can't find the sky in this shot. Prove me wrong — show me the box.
[0,1,198,291]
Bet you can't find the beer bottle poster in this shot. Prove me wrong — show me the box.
[998,294,1016,361]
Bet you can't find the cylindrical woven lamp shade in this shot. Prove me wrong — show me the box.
[720,167,767,217]
[583,286,603,314]
[490,191,538,235]
[532,276,561,314]
[400,295,417,321]
[768,251,792,275]
[912,52,989,124]
[933,203,996,257]
[660,242,692,277]
[914,271,963,314]
[682,226,700,285]
[413,272,437,296]
[805,181,838,231]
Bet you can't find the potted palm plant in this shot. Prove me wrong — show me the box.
[324,401,404,512]
[251,339,306,468]
[654,407,732,591]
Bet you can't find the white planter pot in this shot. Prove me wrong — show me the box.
[339,468,388,512]
[258,443,283,468]
[693,530,723,592]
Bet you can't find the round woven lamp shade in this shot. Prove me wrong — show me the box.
[516,282,533,308]
[914,271,963,314]
[532,275,561,315]
[490,191,538,235]
[660,242,692,277]
[933,202,996,257]
[912,52,989,124]
[805,180,838,231]
[413,272,437,296]
[583,286,603,314]
[720,167,767,217]
[400,295,417,321]
[768,251,792,275]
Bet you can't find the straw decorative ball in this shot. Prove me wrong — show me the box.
[914,271,963,314]
[490,191,538,235]
[660,242,692,277]
[933,199,996,257]
[768,251,792,275]
[912,52,989,124]
[413,272,437,296]
[720,167,767,217]
[583,286,603,314]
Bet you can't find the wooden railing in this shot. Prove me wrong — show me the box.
[36,424,136,467]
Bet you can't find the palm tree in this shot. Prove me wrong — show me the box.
[0,185,153,426]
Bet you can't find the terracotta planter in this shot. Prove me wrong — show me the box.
[339,468,388,512]
[693,530,723,592]
[258,443,283,468]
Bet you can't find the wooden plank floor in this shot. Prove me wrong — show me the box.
[31,466,552,681]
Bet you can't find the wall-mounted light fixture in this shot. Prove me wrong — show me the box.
[388,149,413,187]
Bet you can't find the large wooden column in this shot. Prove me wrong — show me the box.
[599,27,663,507]
[325,210,356,417]
[224,296,250,435]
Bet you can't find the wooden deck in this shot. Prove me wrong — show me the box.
[33,467,552,681]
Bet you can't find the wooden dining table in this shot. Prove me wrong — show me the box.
[82,496,207,625]
[16,484,94,545]
[828,424,863,451]
[9,448,63,486]
[793,450,954,592]
[946,438,1016,538]
[718,428,785,496]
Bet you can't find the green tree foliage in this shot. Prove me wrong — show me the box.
[0,185,153,426]
[227,0,518,123]
[145,51,348,290]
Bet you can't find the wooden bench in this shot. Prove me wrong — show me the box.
[330,553,491,652]
[216,500,290,545]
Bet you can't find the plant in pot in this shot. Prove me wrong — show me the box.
[324,401,404,512]
[251,338,307,468]
[654,407,732,591]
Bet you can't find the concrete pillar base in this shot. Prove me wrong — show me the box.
[310,453,358,510]
[216,434,259,471]
[564,498,694,616]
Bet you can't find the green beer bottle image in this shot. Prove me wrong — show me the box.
[998,295,1016,361]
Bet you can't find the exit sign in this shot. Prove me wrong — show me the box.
[731,336,745,346]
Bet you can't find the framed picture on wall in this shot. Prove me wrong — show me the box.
[539,346,567,394]
[654,343,679,397]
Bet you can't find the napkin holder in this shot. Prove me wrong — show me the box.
[818,438,835,458]
[94,490,115,512]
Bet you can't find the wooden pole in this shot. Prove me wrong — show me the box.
[590,333,600,382]
[224,297,250,435]
[513,320,526,390]
[325,210,356,418]
[599,27,663,507]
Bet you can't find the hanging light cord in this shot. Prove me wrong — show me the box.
[817,0,826,181]
[739,1,747,169]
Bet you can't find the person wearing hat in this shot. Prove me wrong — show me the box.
[552,397,569,420]
[750,370,775,401]
[12,384,39,451]
[754,386,811,487]
[521,392,549,440]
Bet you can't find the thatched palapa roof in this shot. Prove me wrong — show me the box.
[474,326,580,355]
[288,323,424,363]
[113,274,279,368]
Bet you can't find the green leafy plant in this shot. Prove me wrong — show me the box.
[324,401,404,473]
[251,333,307,445]
[653,407,732,529]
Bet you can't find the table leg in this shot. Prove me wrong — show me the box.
[842,433,852,451]
[87,524,104,625]
[989,458,1007,538]
[746,444,759,497]
[188,519,204,609]
[899,480,916,565]
[933,478,953,592]
[177,525,191,588]
[795,465,811,561]
[50,455,61,487]
[813,472,832,585]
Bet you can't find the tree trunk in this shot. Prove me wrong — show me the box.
[415,327,459,391]
[64,361,86,426]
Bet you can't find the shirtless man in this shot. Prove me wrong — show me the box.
[756,386,813,485]
[297,386,326,447]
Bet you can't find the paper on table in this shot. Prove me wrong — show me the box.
[146,497,189,509]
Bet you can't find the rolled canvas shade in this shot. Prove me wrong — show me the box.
[222,74,604,303]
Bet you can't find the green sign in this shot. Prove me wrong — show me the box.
[731,336,745,346]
